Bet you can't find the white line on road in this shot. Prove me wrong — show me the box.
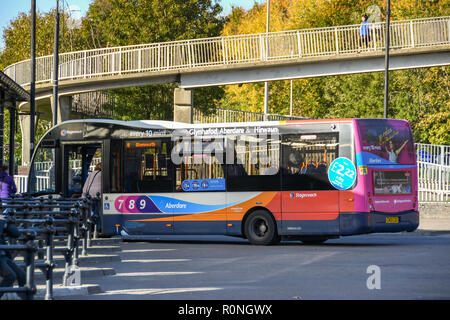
[121,259,191,263]
[299,252,338,266]
[97,287,222,296]
[114,271,202,277]
[121,249,177,253]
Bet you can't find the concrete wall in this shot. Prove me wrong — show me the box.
[419,203,450,218]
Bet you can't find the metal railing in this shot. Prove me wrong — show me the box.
[0,195,101,300]
[4,16,450,87]
[14,175,49,194]
[415,143,450,202]
[193,107,306,123]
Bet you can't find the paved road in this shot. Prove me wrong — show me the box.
[60,232,450,300]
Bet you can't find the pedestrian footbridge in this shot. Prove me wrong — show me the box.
[4,16,450,100]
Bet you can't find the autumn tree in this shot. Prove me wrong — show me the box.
[79,0,225,120]
[218,0,449,144]
[0,9,80,166]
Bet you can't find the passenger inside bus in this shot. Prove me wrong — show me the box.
[281,150,302,175]
[68,174,82,198]
[224,153,247,177]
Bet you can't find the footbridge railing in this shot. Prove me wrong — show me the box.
[4,16,450,87]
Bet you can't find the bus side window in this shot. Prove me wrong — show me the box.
[123,139,173,193]
[111,140,122,193]
[174,137,225,192]
[281,133,338,191]
[225,134,281,192]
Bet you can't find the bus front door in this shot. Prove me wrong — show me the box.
[62,142,104,231]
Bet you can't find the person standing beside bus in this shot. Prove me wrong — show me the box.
[82,162,102,198]
[0,165,17,199]
[82,163,102,231]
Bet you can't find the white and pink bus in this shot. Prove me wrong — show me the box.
[27,118,419,244]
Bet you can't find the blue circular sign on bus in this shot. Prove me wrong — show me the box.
[182,180,190,191]
[328,157,357,190]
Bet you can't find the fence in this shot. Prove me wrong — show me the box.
[0,195,100,300]
[415,143,450,202]
[4,16,450,87]
[193,107,305,123]
[14,176,48,194]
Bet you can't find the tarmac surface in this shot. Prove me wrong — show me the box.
[35,215,450,301]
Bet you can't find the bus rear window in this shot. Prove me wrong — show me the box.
[357,119,415,165]
[373,171,412,195]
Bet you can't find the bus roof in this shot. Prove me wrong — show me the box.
[58,118,358,130]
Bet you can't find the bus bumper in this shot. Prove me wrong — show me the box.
[340,210,419,235]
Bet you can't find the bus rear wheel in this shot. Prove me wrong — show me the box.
[244,210,280,245]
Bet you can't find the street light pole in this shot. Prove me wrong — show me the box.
[263,0,270,120]
[383,0,391,118]
[30,0,36,158]
[52,0,60,126]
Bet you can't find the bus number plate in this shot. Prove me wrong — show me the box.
[386,217,399,223]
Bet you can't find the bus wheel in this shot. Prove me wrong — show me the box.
[244,210,280,245]
[299,236,328,245]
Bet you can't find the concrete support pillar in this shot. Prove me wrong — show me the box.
[173,88,193,123]
[19,114,32,166]
[52,95,72,123]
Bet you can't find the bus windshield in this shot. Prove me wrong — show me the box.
[356,119,415,165]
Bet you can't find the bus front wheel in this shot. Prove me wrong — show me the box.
[244,210,280,245]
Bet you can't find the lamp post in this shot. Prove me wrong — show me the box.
[52,0,60,126]
[383,0,390,118]
[30,0,36,158]
[263,0,270,120]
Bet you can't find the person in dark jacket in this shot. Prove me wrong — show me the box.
[0,212,26,299]
[0,165,17,199]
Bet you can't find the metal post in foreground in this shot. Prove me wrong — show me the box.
[8,99,16,174]
[263,0,270,120]
[383,0,391,118]
[30,0,36,157]
[52,0,60,126]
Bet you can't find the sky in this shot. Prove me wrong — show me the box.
[0,0,262,51]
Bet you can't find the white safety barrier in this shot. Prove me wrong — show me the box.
[416,143,450,202]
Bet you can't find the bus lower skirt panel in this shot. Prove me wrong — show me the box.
[340,210,419,235]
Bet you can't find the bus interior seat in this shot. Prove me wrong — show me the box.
[316,163,327,174]
[302,163,317,174]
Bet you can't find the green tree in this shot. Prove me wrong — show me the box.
[0,10,82,69]
[0,9,77,166]
[218,0,450,144]
[80,0,226,120]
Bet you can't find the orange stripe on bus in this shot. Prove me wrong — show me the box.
[129,192,278,223]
